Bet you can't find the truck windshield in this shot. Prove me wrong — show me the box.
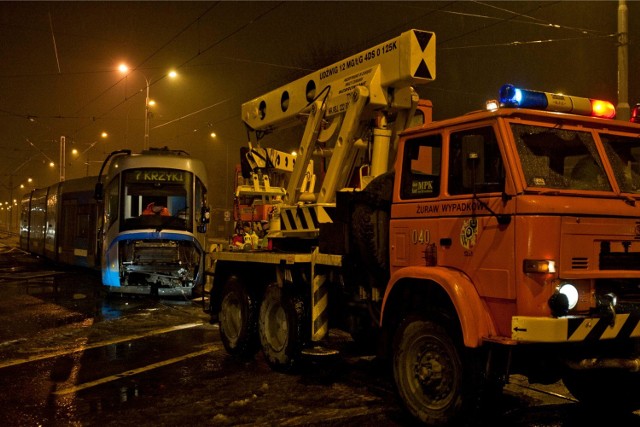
[600,133,640,194]
[510,123,611,192]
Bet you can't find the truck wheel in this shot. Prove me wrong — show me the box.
[218,276,259,358]
[393,315,475,426]
[259,283,305,371]
[562,369,640,411]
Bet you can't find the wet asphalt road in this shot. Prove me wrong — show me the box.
[1,233,640,426]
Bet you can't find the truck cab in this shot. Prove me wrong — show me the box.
[374,85,640,423]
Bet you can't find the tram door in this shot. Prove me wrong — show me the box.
[59,199,97,268]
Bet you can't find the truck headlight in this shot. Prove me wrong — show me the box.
[548,282,580,317]
[558,283,579,310]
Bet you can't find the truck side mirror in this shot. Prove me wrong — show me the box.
[462,135,485,191]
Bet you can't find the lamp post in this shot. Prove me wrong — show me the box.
[211,132,233,239]
[59,135,66,182]
[143,75,151,150]
[118,64,177,150]
[81,131,108,176]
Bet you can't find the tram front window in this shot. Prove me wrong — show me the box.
[120,169,193,231]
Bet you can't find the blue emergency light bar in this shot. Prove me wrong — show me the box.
[498,84,616,119]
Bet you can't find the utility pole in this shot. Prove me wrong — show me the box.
[617,0,630,121]
[60,135,66,182]
[8,175,13,233]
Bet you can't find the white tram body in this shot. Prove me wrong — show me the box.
[20,148,210,297]
[99,148,209,296]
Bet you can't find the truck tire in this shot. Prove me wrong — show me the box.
[562,369,640,411]
[218,276,259,358]
[393,314,478,426]
[259,283,305,371]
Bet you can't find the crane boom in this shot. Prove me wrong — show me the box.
[241,29,435,131]
[236,29,436,237]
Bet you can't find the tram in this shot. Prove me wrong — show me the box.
[20,175,100,268]
[20,147,210,297]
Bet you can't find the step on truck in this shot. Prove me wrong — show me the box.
[205,29,640,426]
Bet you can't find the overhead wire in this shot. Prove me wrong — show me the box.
[153,1,617,145]
[48,12,62,74]
[181,0,612,137]
[409,1,617,101]
[141,3,288,136]
[11,2,620,150]
[73,1,221,116]
[72,2,284,138]
[440,33,616,51]
[471,1,609,36]
[4,1,283,174]
[439,1,615,51]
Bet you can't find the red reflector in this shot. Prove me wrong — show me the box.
[590,99,616,118]
[631,104,640,123]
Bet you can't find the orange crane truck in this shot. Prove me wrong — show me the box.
[205,29,640,426]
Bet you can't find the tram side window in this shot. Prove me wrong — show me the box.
[105,177,119,229]
[400,134,442,199]
[195,178,207,225]
[77,205,91,238]
[448,126,505,195]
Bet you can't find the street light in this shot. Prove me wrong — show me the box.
[82,131,108,176]
[118,64,178,150]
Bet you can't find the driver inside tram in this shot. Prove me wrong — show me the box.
[142,201,170,216]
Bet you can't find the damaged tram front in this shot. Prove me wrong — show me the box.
[97,148,210,296]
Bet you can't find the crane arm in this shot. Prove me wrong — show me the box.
[241,29,435,131]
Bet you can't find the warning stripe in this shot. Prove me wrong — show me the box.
[512,314,640,343]
[567,313,640,342]
[312,274,329,341]
[280,206,331,232]
[619,312,640,338]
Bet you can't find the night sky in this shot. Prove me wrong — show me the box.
[1,1,637,228]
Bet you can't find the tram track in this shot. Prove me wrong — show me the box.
[0,321,209,369]
[515,383,578,403]
[509,380,578,403]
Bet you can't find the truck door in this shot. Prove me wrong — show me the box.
[391,125,516,335]
[441,126,516,316]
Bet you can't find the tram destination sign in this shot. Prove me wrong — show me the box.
[130,169,185,183]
